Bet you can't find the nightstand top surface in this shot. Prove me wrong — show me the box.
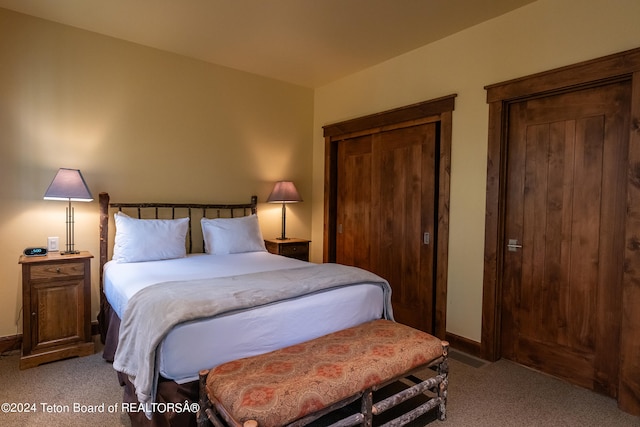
[264,238,310,244]
[19,250,93,264]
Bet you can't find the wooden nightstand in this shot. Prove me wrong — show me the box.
[19,251,95,369]
[264,238,310,261]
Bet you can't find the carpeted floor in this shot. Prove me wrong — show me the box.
[0,340,638,427]
[0,337,128,427]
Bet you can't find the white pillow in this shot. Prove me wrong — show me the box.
[201,214,266,255]
[113,212,189,263]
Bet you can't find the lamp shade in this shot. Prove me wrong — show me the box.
[43,168,93,201]
[267,181,302,203]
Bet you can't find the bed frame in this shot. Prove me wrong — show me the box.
[98,192,258,315]
[97,192,258,427]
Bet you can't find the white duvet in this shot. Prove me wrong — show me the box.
[103,252,386,383]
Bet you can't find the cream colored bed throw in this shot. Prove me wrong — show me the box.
[112,263,393,418]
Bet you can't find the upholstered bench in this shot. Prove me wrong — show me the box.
[197,319,449,427]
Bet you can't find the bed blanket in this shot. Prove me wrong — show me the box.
[112,263,393,418]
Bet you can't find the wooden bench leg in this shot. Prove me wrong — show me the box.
[370,340,450,426]
[198,370,218,427]
[437,341,449,421]
[362,390,373,427]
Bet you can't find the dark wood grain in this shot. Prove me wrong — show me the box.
[19,252,94,369]
[619,70,640,415]
[483,47,640,415]
[324,95,455,340]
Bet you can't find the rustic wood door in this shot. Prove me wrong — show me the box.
[336,134,373,271]
[336,123,437,333]
[501,81,630,396]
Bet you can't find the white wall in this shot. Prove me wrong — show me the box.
[311,0,640,341]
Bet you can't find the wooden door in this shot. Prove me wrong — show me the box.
[501,81,630,396]
[32,280,84,351]
[336,123,437,333]
[336,135,373,271]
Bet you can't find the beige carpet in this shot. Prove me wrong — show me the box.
[0,340,638,427]
[0,338,128,427]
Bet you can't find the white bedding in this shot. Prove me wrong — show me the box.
[103,252,385,383]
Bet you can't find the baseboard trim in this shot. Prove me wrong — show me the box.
[91,320,100,337]
[0,334,21,354]
[445,332,482,358]
[2,322,101,355]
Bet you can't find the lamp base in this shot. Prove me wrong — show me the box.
[275,237,291,240]
[61,250,80,255]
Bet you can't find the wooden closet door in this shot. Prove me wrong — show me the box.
[337,123,437,333]
[336,135,373,271]
[501,81,630,396]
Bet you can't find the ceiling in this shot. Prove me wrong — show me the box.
[0,0,536,88]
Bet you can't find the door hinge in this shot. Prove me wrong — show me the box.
[423,232,430,245]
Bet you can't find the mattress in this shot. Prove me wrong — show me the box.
[103,252,385,383]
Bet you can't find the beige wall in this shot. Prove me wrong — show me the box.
[3,0,640,344]
[312,0,640,342]
[0,9,314,338]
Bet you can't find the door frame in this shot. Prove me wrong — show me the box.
[482,47,640,414]
[323,94,456,340]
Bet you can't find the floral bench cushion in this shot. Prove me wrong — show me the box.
[205,319,444,427]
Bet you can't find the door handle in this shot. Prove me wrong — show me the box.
[507,239,522,252]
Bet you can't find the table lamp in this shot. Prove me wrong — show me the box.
[267,181,302,240]
[43,168,93,254]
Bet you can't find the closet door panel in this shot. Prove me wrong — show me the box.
[336,123,437,333]
[336,135,373,270]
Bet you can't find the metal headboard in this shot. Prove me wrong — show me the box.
[97,192,258,302]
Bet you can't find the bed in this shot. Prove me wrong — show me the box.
[97,193,393,427]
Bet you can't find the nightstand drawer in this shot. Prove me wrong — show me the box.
[30,262,84,280]
[280,243,308,257]
[264,238,311,261]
